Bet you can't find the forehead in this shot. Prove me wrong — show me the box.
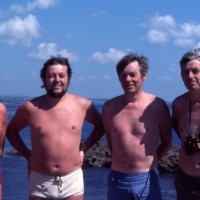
[182,59,200,70]
[47,64,68,73]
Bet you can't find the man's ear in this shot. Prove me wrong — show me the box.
[142,73,147,80]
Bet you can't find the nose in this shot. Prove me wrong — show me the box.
[54,74,60,82]
[188,71,194,79]
[124,75,131,82]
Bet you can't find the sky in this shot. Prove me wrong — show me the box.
[1,0,200,102]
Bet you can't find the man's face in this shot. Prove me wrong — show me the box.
[119,61,146,94]
[44,64,69,98]
[181,59,200,92]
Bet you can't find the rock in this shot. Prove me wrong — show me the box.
[83,140,111,168]
[158,145,180,173]
[83,140,180,173]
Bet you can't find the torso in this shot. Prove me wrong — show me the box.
[172,93,200,176]
[25,94,89,175]
[103,93,163,173]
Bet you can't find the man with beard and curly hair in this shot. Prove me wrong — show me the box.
[7,56,104,200]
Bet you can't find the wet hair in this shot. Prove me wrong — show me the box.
[180,48,200,67]
[40,56,72,88]
[116,52,149,77]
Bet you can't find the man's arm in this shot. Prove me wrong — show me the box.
[6,104,31,160]
[0,103,7,157]
[157,100,172,160]
[171,101,180,138]
[81,103,104,153]
[102,102,112,152]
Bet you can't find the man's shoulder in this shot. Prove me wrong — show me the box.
[65,94,93,109]
[67,93,91,103]
[0,102,6,110]
[172,92,188,105]
[0,102,7,116]
[143,92,165,104]
[103,96,121,106]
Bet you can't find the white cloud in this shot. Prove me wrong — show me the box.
[92,48,125,63]
[147,29,168,44]
[179,23,200,37]
[169,63,180,75]
[174,38,195,47]
[28,43,78,61]
[103,73,111,80]
[10,0,59,14]
[157,76,171,81]
[0,14,40,46]
[150,14,176,29]
[142,13,200,47]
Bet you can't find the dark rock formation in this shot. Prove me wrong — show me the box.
[83,140,180,173]
[83,140,112,168]
[158,145,180,173]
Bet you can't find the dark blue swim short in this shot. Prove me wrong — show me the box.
[107,169,162,200]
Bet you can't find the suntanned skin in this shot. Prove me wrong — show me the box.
[7,64,104,200]
[172,59,200,177]
[0,102,7,200]
[103,61,172,173]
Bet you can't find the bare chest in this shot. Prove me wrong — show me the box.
[179,109,200,139]
[28,107,85,136]
[111,108,159,138]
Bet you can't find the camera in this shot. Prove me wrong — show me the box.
[184,133,200,155]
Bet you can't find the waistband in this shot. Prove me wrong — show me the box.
[30,168,83,182]
[109,169,158,177]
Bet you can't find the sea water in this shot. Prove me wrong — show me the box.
[1,96,177,200]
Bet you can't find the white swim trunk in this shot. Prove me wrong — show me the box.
[29,168,84,199]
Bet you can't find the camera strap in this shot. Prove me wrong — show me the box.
[188,98,191,126]
[188,98,200,137]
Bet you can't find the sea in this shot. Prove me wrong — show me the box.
[0,96,179,200]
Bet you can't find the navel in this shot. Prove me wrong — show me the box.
[54,164,60,169]
[37,127,42,131]
[128,164,133,168]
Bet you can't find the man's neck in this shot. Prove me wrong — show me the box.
[44,94,66,107]
[189,91,200,103]
[123,90,144,104]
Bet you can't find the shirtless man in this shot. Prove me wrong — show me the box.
[102,53,172,200]
[172,48,200,200]
[0,101,7,200]
[6,56,104,200]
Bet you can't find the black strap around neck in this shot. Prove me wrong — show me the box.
[188,98,192,126]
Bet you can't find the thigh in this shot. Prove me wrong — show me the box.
[65,194,84,200]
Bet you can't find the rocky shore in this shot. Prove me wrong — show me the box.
[7,140,180,173]
[83,140,180,173]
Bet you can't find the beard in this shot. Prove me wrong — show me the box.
[46,88,67,98]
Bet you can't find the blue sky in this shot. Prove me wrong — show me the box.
[1,0,200,102]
